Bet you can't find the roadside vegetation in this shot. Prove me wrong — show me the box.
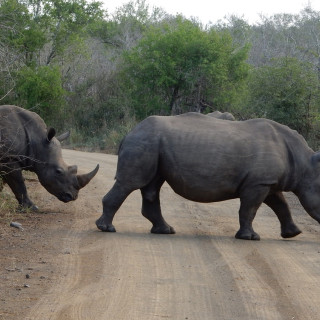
[0,187,20,224]
[1,0,320,151]
[0,172,38,223]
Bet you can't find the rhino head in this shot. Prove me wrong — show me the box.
[35,128,99,202]
[293,151,320,222]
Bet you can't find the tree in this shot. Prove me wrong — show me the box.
[0,0,106,126]
[0,0,46,60]
[15,65,66,120]
[248,57,319,138]
[121,16,250,118]
[38,0,105,65]
[0,0,39,101]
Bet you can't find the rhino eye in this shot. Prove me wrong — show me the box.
[56,168,64,175]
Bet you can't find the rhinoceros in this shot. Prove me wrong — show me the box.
[207,110,235,121]
[0,105,99,210]
[96,112,320,240]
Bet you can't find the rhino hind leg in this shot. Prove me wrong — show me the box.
[264,192,302,238]
[96,181,132,232]
[141,176,175,234]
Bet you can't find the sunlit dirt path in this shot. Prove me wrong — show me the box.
[20,149,320,320]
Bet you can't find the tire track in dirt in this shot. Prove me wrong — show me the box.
[186,199,320,320]
[24,151,110,320]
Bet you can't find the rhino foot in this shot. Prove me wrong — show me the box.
[30,204,39,212]
[281,226,302,239]
[18,204,39,213]
[235,229,260,240]
[96,218,116,232]
[151,225,176,234]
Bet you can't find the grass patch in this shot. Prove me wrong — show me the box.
[66,119,137,154]
[0,172,38,225]
[0,186,21,225]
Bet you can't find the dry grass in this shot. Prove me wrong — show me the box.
[0,186,23,224]
[0,171,39,224]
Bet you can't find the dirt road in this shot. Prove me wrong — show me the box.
[2,149,320,320]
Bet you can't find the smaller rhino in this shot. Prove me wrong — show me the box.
[0,105,99,210]
[207,110,235,121]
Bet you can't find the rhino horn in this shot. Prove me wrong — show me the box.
[56,131,70,142]
[77,164,99,189]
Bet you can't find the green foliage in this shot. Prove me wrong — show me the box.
[2,0,320,150]
[31,0,106,64]
[121,16,250,118]
[0,0,106,127]
[0,0,47,65]
[15,65,66,121]
[248,57,319,137]
[0,0,105,66]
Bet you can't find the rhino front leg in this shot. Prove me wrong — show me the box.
[141,176,175,234]
[235,186,271,240]
[96,181,131,232]
[3,170,38,211]
[264,192,301,238]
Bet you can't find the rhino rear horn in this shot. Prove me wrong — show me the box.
[77,164,99,189]
[56,131,70,142]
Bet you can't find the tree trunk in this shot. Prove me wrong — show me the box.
[169,86,179,114]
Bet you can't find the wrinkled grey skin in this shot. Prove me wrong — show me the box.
[96,112,320,240]
[207,110,235,121]
[0,105,99,210]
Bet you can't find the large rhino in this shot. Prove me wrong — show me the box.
[0,105,99,210]
[96,112,320,240]
[207,110,235,121]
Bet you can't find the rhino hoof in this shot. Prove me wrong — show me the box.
[31,205,39,212]
[96,219,116,232]
[281,229,302,238]
[235,230,260,240]
[18,204,39,213]
[151,225,175,234]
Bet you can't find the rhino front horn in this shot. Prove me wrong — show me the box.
[77,164,99,189]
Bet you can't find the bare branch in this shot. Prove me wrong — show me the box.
[0,87,14,102]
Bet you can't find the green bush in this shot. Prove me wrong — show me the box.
[248,57,320,138]
[15,65,66,123]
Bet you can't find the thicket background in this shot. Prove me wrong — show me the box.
[1,0,320,152]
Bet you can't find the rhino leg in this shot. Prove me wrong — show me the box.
[235,186,271,240]
[264,192,301,238]
[96,181,132,232]
[141,175,175,234]
[3,170,38,211]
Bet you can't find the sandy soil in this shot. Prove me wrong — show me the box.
[1,149,320,320]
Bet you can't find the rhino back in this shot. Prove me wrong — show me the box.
[0,105,47,163]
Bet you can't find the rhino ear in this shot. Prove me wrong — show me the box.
[47,128,56,142]
[68,165,78,175]
[311,152,320,165]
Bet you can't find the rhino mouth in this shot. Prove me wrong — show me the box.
[58,192,78,203]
